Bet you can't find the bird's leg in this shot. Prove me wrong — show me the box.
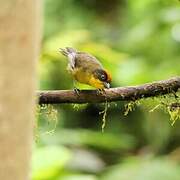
[97,89,105,95]
[73,80,80,95]
[74,88,80,95]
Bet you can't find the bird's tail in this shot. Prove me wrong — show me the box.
[59,47,77,69]
[59,47,77,57]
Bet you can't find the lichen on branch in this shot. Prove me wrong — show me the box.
[37,77,180,104]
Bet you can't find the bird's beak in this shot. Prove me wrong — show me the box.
[103,82,110,89]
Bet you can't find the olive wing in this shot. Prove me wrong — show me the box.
[75,52,103,72]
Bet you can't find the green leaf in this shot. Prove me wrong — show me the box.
[101,156,180,180]
[32,146,71,180]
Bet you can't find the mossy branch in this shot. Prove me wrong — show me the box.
[37,76,180,104]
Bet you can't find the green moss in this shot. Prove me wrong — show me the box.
[35,92,179,136]
[72,103,88,111]
[123,91,180,125]
[99,100,109,132]
[148,92,180,125]
[167,103,180,126]
[36,104,58,135]
[124,100,141,116]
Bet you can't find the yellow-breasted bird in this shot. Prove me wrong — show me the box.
[59,47,112,90]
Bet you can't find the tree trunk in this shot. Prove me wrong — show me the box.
[0,0,41,179]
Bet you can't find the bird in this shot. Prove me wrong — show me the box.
[59,47,112,91]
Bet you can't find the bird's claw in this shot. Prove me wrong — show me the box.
[73,87,80,95]
[97,89,105,95]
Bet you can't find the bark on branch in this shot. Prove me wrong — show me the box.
[37,77,180,104]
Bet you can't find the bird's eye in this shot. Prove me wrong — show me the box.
[101,74,106,80]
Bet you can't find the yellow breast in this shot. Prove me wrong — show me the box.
[73,68,91,84]
[71,68,104,89]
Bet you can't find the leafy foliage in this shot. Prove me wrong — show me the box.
[34,0,180,179]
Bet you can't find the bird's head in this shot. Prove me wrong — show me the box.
[90,69,112,89]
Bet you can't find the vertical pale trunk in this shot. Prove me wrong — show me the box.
[0,0,41,179]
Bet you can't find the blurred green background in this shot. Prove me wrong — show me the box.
[34,0,180,179]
